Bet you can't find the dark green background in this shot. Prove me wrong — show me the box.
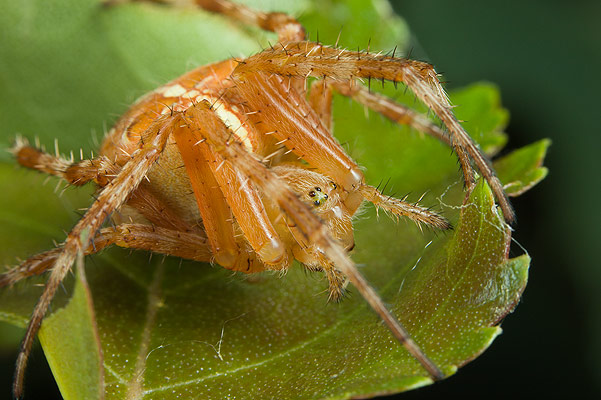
[1,0,599,399]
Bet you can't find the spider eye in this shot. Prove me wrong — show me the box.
[309,188,328,207]
[329,181,337,190]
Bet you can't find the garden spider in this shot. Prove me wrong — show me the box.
[2,0,514,397]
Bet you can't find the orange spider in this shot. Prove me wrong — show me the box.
[2,0,513,397]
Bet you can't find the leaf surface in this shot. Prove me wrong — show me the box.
[0,0,544,399]
[494,139,550,196]
[39,264,104,400]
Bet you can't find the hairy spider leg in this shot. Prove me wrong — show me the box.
[0,224,212,288]
[0,248,62,288]
[3,141,210,287]
[110,0,305,42]
[201,147,289,268]
[308,79,334,131]
[12,141,200,233]
[181,100,445,380]
[173,125,288,271]
[192,0,306,43]
[332,81,452,146]
[232,72,365,198]
[9,113,177,398]
[233,41,515,222]
[172,126,242,268]
[89,224,211,261]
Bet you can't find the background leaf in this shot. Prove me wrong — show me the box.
[0,0,543,399]
[494,139,550,197]
[39,264,104,400]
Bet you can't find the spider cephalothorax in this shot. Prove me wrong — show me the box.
[2,0,515,397]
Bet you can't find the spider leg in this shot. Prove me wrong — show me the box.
[172,125,241,269]
[291,238,349,302]
[0,224,211,288]
[359,185,451,230]
[232,72,364,196]
[199,148,288,267]
[331,82,451,146]
[112,0,309,95]
[173,124,288,270]
[109,0,305,43]
[12,140,198,232]
[234,42,515,222]
[306,79,449,166]
[193,0,305,42]
[332,82,511,221]
[0,248,62,288]
[308,79,334,131]
[181,100,444,380]
[11,113,176,399]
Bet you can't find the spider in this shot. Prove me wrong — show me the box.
[1,0,514,397]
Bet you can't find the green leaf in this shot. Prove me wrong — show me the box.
[39,264,104,400]
[0,0,546,399]
[450,83,509,156]
[494,139,551,196]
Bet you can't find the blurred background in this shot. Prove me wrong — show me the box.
[1,0,599,398]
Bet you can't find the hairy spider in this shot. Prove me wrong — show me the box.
[2,0,514,397]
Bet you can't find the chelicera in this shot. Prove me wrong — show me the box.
[1,0,514,397]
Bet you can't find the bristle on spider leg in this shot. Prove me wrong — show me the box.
[335,28,343,48]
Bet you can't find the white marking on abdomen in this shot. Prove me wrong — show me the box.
[155,88,253,151]
[157,84,188,98]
